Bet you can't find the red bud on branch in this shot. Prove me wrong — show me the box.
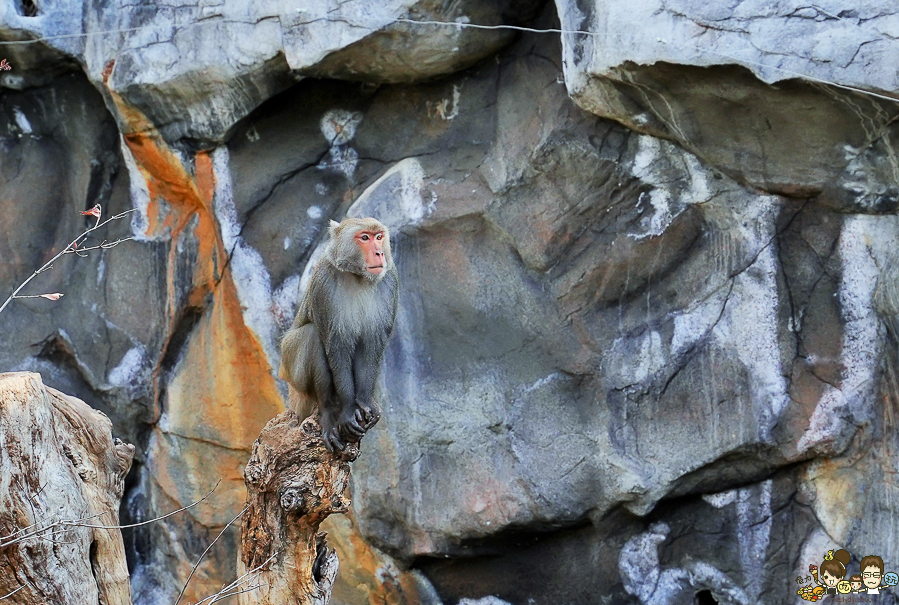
[80,204,101,218]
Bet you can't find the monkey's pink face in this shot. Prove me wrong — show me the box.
[355,230,387,275]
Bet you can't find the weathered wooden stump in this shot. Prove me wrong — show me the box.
[0,372,135,604]
[237,410,359,605]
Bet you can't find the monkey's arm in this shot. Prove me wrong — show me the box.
[310,271,366,448]
[351,335,387,428]
[351,271,398,426]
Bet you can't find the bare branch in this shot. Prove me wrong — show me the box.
[0,511,105,549]
[0,206,137,316]
[0,480,220,548]
[209,584,266,604]
[61,479,221,530]
[0,582,30,600]
[194,554,278,605]
[173,505,249,605]
[64,236,133,256]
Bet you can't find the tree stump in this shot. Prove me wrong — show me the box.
[0,372,135,604]
[237,410,359,605]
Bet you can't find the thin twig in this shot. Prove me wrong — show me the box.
[0,511,105,549]
[67,237,133,257]
[0,480,220,547]
[173,505,248,605]
[0,207,137,316]
[0,583,29,600]
[193,553,278,605]
[209,583,266,604]
[60,479,221,530]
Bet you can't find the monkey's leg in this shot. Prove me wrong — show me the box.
[324,342,367,446]
[281,325,322,419]
[298,327,354,453]
[351,337,386,431]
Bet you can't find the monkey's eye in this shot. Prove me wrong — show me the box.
[360,234,370,241]
[376,233,383,240]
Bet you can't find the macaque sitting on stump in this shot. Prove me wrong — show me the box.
[280,217,399,452]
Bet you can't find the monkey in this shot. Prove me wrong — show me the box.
[279,217,399,452]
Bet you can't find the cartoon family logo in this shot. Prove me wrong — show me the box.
[796,549,899,601]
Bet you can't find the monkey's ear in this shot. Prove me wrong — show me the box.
[328,220,340,239]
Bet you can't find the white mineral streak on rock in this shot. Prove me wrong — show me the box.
[702,489,737,508]
[13,107,31,134]
[347,157,432,232]
[119,135,152,240]
[605,329,662,391]
[631,137,674,239]
[320,109,362,145]
[458,598,514,605]
[712,196,788,437]
[211,146,279,367]
[272,274,302,329]
[522,372,563,394]
[317,109,363,177]
[629,135,716,239]
[671,291,727,358]
[798,215,882,452]
[620,522,670,603]
[726,244,788,434]
[620,519,754,605]
[737,480,773,602]
[108,346,145,387]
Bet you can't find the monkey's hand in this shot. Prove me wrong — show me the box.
[354,399,382,431]
[337,406,367,443]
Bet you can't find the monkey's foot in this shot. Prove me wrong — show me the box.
[320,410,348,452]
[354,400,381,431]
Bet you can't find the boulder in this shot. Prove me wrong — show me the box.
[1,0,541,143]
[554,0,899,201]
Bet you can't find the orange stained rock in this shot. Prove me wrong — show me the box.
[322,509,425,605]
[100,92,288,600]
[107,93,284,436]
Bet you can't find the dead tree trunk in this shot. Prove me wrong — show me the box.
[0,372,135,604]
[237,411,359,605]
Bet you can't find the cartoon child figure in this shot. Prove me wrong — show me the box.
[849,574,864,593]
[860,555,884,594]
[809,549,851,595]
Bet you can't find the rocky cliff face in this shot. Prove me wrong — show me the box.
[1,1,898,604]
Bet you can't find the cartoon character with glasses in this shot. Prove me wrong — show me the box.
[861,555,885,594]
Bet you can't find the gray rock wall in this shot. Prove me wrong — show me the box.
[1,1,898,604]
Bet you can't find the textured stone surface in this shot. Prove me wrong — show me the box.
[0,0,540,143]
[2,1,899,604]
[555,0,899,200]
